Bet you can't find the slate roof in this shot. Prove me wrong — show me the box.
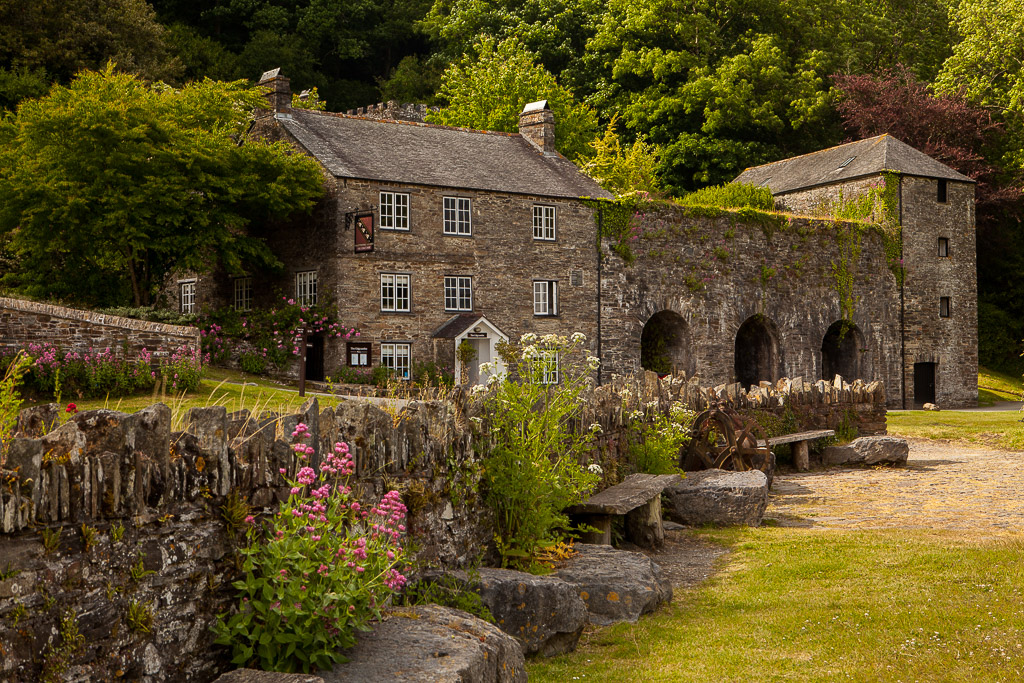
[432,313,484,339]
[734,134,975,195]
[277,109,612,200]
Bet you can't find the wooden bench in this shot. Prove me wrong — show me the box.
[567,473,681,548]
[758,429,835,472]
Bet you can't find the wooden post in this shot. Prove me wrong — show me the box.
[794,440,810,472]
[298,326,307,397]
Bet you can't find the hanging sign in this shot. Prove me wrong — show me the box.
[354,213,374,253]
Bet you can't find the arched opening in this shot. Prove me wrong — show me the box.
[640,310,694,376]
[821,320,863,381]
[734,315,779,389]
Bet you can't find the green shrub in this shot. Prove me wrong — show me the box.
[412,360,454,387]
[626,403,695,474]
[332,365,375,385]
[239,352,268,375]
[678,182,777,211]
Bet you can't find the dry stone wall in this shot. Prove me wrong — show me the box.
[0,297,201,358]
[0,397,488,682]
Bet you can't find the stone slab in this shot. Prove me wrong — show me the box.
[568,474,681,515]
[665,469,768,527]
[822,435,909,466]
[553,545,672,626]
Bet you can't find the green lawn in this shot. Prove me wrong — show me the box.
[23,367,348,431]
[528,528,1024,682]
[978,365,1023,406]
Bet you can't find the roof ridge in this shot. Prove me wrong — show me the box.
[291,108,524,139]
[739,134,889,175]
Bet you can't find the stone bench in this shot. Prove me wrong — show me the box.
[759,429,835,472]
[568,473,681,547]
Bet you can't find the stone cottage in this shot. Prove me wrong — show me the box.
[173,69,611,384]
[174,70,976,408]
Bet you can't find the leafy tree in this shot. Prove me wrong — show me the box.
[583,0,957,193]
[580,115,661,195]
[428,37,598,161]
[935,0,1024,170]
[0,65,325,307]
[0,0,179,109]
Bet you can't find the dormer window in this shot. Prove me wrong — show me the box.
[937,179,948,203]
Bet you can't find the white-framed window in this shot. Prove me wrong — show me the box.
[179,280,196,314]
[444,276,473,311]
[380,191,410,230]
[940,296,951,318]
[295,271,318,306]
[443,196,472,235]
[233,277,252,312]
[531,349,559,384]
[380,273,411,312]
[380,342,411,380]
[533,280,558,316]
[533,205,556,241]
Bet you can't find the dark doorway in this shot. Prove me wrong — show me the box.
[640,310,694,376]
[821,320,862,381]
[306,335,325,382]
[913,362,936,407]
[734,315,779,389]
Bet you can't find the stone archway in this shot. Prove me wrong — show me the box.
[640,310,694,376]
[734,315,780,389]
[821,320,864,381]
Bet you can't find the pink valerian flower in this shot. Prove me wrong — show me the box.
[296,467,316,486]
[244,515,256,525]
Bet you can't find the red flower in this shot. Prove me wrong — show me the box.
[66,403,78,414]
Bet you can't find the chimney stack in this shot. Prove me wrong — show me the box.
[518,100,556,155]
[257,68,291,112]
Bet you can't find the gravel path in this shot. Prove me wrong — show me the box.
[767,437,1024,534]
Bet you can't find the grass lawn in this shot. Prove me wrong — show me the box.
[978,366,1023,406]
[23,367,349,430]
[528,528,1024,682]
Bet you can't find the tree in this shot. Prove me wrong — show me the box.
[579,115,661,196]
[427,37,598,162]
[0,0,179,109]
[0,65,325,307]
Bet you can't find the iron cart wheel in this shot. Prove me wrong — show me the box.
[682,406,775,488]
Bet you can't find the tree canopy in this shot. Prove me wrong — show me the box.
[0,66,325,307]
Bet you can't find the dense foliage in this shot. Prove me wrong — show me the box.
[0,67,325,308]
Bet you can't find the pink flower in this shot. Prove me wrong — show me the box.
[244,515,255,525]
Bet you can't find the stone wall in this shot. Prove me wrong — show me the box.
[0,297,201,358]
[599,206,905,407]
[0,397,487,682]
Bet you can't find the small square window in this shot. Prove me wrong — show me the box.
[443,196,472,235]
[233,277,252,311]
[938,237,950,257]
[381,273,411,312]
[533,280,558,316]
[940,297,951,318]
[380,342,411,380]
[937,179,948,203]
[533,205,556,241]
[295,271,317,305]
[444,276,473,311]
[347,342,371,367]
[179,280,196,314]
[380,191,410,230]
[530,349,559,384]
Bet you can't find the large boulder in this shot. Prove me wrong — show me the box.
[822,436,909,466]
[322,605,526,682]
[553,545,672,626]
[664,469,768,527]
[476,568,587,657]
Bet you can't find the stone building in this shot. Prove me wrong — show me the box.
[734,135,977,408]
[177,70,976,408]
[176,70,611,384]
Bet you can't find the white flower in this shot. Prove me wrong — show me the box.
[486,373,502,386]
[571,332,587,344]
[469,416,483,424]
[586,355,600,370]
[520,333,538,345]
[522,345,540,360]
[629,410,644,420]
[589,423,603,434]
[541,333,561,346]
[478,361,494,375]
[587,463,603,475]
[470,385,488,395]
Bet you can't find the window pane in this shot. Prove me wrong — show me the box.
[534,281,547,315]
